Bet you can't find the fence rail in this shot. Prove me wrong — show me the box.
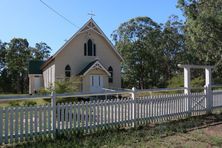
[0,87,187,101]
[1,90,222,144]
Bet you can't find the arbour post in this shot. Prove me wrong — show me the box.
[184,67,191,94]
[178,64,214,116]
[205,68,213,114]
[183,66,192,116]
[51,91,56,135]
[131,87,136,127]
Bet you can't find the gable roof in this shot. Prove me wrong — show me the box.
[52,18,123,61]
[29,60,45,74]
[78,60,111,76]
[40,56,55,70]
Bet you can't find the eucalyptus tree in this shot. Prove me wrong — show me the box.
[177,0,222,81]
[112,17,167,88]
[0,38,51,93]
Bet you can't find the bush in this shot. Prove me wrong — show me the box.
[55,76,81,94]
[191,76,205,88]
[39,87,51,95]
[23,100,37,106]
[167,74,184,88]
[56,97,79,104]
[9,100,20,107]
[168,74,205,88]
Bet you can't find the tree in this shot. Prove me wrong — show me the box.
[0,40,7,71]
[177,0,222,80]
[161,15,185,79]
[5,38,32,93]
[32,42,51,60]
[0,41,12,92]
[112,17,168,89]
[0,38,52,93]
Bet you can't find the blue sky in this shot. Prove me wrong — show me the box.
[0,0,183,54]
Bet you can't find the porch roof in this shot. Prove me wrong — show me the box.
[77,60,111,76]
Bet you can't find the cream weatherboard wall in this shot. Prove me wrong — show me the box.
[54,29,121,90]
[42,62,55,88]
[28,74,43,94]
[35,19,122,93]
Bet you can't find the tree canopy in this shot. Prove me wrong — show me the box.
[112,0,222,89]
[177,0,222,81]
[0,38,51,93]
[112,16,184,89]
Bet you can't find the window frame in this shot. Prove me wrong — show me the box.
[84,39,96,56]
[65,65,71,78]
[108,66,113,83]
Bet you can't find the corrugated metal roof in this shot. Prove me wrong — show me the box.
[28,60,45,74]
[77,60,98,75]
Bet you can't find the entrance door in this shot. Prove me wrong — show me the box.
[90,75,103,92]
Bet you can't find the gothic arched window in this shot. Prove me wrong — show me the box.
[108,66,113,83]
[88,39,93,56]
[65,65,71,77]
[84,39,96,56]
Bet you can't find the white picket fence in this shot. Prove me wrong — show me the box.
[0,90,222,144]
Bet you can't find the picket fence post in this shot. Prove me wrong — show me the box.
[131,87,136,127]
[51,91,56,135]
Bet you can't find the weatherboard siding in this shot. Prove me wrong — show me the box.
[42,62,55,89]
[54,29,121,89]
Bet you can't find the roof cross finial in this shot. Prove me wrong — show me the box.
[88,11,95,18]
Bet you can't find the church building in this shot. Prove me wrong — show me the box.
[28,18,123,94]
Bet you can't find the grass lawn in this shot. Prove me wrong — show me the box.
[0,97,82,107]
[0,98,50,107]
[3,111,222,148]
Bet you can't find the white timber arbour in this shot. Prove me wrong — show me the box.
[178,64,214,113]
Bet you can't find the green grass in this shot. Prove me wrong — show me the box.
[3,113,222,148]
[209,136,222,146]
[0,97,82,108]
[0,98,50,107]
[0,94,28,96]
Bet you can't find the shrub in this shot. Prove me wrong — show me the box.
[55,76,81,94]
[167,74,184,88]
[23,100,37,106]
[39,87,51,95]
[56,97,79,104]
[9,100,20,107]
[168,74,205,88]
[191,76,205,88]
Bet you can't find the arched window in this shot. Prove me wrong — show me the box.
[93,44,96,56]
[108,66,113,83]
[84,43,87,56]
[65,65,71,77]
[88,39,93,56]
[84,39,96,56]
